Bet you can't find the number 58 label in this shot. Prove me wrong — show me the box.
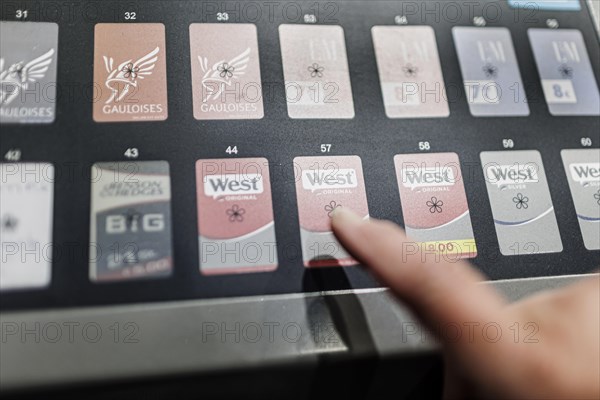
[542,79,577,104]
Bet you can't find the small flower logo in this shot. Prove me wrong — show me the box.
[594,189,600,206]
[308,63,324,78]
[123,209,142,229]
[402,63,419,78]
[324,201,341,218]
[558,64,573,79]
[121,63,139,80]
[8,62,24,79]
[513,193,529,210]
[218,62,235,79]
[226,205,246,222]
[123,248,140,264]
[1,214,18,232]
[426,197,444,214]
[483,63,498,79]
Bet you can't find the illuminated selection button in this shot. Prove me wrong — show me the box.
[528,29,600,116]
[93,23,168,122]
[481,150,562,255]
[0,22,59,124]
[372,25,449,119]
[0,163,54,290]
[89,161,173,282]
[294,155,369,267]
[561,149,600,250]
[394,153,477,259]
[189,23,264,120]
[279,24,355,119]
[508,0,581,11]
[196,158,278,275]
[453,27,529,117]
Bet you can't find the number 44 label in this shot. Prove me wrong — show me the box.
[542,79,577,104]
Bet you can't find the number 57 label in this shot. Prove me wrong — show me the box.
[542,79,577,104]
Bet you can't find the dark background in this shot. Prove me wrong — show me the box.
[1,0,599,311]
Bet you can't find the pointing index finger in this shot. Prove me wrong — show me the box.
[331,207,506,339]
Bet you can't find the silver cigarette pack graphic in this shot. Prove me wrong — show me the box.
[528,29,600,116]
[453,27,529,117]
[0,22,59,124]
[1,163,54,290]
[561,149,600,250]
[89,161,173,282]
[481,150,562,255]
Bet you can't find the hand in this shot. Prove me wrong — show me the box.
[331,208,600,400]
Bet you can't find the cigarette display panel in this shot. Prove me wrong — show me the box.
[1,0,599,395]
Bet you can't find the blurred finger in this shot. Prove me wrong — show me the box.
[331,207,505,331]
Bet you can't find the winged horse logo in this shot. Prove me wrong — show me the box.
[102,47,159,104]
[198,47,250,101]
[0,49,55,106]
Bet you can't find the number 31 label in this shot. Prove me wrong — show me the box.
[542,79,577,104]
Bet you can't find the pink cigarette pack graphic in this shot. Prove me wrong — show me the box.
[294,156,369,267]
[196,158,277,275]
[189,23,264,120]
[394,153,477,259]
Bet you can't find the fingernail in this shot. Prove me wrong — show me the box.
[331,207,364,229]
